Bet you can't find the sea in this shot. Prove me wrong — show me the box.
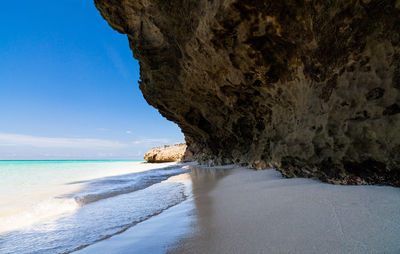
[0,160,191,253]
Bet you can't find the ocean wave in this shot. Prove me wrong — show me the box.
[70,166,189,205]
[0,165,188,236]
[0,198,79,234]
[0,178,191,254]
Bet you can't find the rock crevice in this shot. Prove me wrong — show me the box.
[95,0,400,186]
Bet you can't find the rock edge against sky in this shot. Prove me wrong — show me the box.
[95,0,400,186]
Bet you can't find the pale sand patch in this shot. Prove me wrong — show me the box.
[75,166,400,254]
[169,167,400,254]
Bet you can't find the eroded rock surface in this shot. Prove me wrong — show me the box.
[95,0,400,186]
[144,143,189,162]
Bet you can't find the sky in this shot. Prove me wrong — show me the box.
[0,0,184,160]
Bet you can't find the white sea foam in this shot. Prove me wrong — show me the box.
[0,161,182,234]
[0,161,191,254]
[0,198,79,234]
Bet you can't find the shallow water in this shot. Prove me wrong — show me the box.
[0,160,190,253]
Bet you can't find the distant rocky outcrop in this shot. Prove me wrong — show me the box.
[96,0,400,186]
[144,143,191,163]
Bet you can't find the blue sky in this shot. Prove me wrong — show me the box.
[0,0,184,159]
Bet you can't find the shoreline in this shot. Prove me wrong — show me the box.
[0,161,182,234]
[76,166,400,254]
[75,172,197,254]
[0,161,192,254]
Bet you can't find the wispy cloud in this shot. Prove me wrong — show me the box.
[0,133,126,149]
[132,138,171,145]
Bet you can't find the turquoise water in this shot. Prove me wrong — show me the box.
[0,160,146,221]
[0,160,190,253]
[0,160,144,196]
[0,160,144,188]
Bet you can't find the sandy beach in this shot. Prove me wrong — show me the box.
[76,165,400,254]
[3,1,400,254]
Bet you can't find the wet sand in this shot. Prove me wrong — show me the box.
[77,166,400,254]
[75,166,232,254]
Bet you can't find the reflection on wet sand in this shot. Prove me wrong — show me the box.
[74,164,233,254]
[167,165,234,254]
[188,165,233,191]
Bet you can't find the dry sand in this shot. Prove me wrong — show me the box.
[77,166,400,254]
[171,167,400,254]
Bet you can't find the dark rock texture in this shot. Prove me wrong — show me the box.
[95,0,400,186]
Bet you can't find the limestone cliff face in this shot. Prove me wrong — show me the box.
[144,143,190,162]
[95,0,400,186]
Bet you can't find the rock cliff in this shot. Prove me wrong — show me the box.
[144,143,189,162]
[95,0,400,186]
